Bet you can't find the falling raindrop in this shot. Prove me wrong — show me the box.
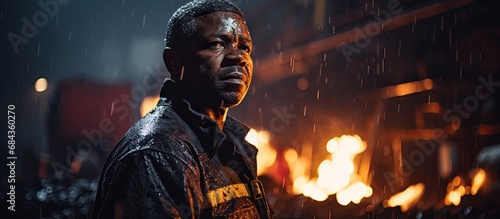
[397,40,401,56]
[382,59,385,72]
[179,66,185,80]
[440,16,444,31]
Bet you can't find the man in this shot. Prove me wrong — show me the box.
[92,0,273,218]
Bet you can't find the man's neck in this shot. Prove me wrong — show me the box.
[190,103,228,131]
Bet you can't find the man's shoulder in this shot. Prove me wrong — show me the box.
[109,104,196,162]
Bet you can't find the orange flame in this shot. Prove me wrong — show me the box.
[384,183,425,212]
[245,129,277,176]
[291,135,372,204]
[471,169,485,195]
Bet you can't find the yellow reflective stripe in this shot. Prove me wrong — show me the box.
[205,183,249,207]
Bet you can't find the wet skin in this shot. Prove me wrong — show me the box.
[173,12,253,129]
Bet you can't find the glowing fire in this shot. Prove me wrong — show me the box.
[445,176,465,206]
[471,169,485,195]
[140,95,160,117]
[290,135,373,204]
[384,183,425,212]
[245,129,277,176]
[444,169,486,206]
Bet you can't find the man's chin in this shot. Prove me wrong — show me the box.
[218,92,246,108]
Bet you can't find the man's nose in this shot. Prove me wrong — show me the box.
[224,46,246,67]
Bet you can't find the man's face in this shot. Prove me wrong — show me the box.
[181,12,253,108]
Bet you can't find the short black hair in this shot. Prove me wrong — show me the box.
[164,0,244,50]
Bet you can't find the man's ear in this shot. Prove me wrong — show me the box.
[163,48,182,79]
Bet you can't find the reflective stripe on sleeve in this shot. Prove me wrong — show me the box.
[205,183,250,207]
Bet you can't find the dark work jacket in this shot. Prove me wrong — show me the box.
[92,79,272,219]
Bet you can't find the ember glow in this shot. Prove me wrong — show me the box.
[245,129,277,176]
[445,176,467,206]
[292,135,373,204]
[140,95,160,117]
[471,169,486,195]
[35,77,48,92]
[384,183,425,212]
[445,169,486,206]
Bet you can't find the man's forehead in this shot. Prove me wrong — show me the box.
[194,12,250,35]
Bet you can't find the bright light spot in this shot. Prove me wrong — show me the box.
[140,95,160,117]
[245,129,271,147]
[256,146,277,176]
[457,185,466,196]
[445,173,478,207]
[294,134,372,204]
[245,129,276,176]
[347,182,371,204]
[35,78,48,92]
[394,83,416,96]
[448,190,461,206]
[303,180,317,197]
[292,176,309,195]
[386,183,425,212]
[257,130,271,146]
[284,148,298,163]
[337,190,352,206]
[245,129,259,145]
[391,79,434,97]
[326,138,338,153]
[471,169,486,195]
[310,187,328,202]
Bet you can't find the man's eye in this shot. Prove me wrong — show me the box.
[209,41,225,49]
[239,45,251,53]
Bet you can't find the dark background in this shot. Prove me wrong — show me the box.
[1,0,500,218]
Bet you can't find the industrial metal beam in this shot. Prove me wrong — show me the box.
[254,0,476,84]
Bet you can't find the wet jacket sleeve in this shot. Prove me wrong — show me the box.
[115,150,204,219]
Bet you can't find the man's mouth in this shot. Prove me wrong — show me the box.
[220,67,248,85]
[221,72,247,84]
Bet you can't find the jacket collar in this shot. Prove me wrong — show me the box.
[159,79,255,160]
